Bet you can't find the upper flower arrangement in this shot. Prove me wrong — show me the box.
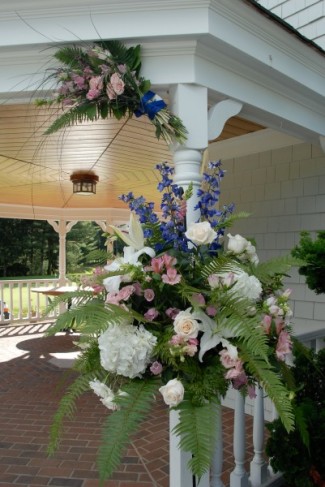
[35,40,187,145]
[47,161,298,482]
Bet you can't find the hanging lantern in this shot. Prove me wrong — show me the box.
[70,172,99,195]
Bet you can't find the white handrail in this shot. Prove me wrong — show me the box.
[0,278,61,324]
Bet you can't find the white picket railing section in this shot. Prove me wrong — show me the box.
[1,279,324,487]
[0,278,61,324]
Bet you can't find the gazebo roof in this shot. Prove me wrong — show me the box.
[0,0,324,221]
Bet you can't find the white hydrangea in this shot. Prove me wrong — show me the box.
[230,271,262,301]
[98,323,157,378]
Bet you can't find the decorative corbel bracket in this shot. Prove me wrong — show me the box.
[208,99,243,142]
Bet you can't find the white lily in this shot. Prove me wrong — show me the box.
[103,213,155,293]
[194,309,234,362]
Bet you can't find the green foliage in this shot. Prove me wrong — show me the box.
[173,397,220,479]
[97,379,159,483]
[48,372,95,454]
[44,103,99,135]
[291,231,325,294]
[266,344,325,486]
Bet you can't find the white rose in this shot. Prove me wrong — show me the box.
[227,234,248,254]
[173,308,200,339]
[159,378,184,407]
[231,271,262,301]
[185,221,217,245]
[245,241,259,265]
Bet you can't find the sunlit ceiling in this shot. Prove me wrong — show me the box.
[0,103,264,211]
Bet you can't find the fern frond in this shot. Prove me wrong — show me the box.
[97,378,159,482]
[54,46,89,69]
[44,103,99,135]
[218,294,270,361]
[214,211,250,231]
[47,299,134,336]
[48,372,98,454]
[244,357,294,432]
[201,254,243,279]
[253,255,301,282]
[173,397,220,479]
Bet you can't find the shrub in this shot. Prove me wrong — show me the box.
[266,343,325,487]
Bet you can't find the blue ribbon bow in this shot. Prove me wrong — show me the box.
[134,91,167,120]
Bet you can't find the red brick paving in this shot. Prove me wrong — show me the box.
[0,323,260,487]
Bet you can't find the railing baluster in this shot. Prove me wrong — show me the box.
[250,385,268,486]
[211,403,225,487]
[230,390,249,487]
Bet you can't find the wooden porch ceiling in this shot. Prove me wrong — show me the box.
[0,103,264,211]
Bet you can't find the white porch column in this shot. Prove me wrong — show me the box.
[48,219,78,285]
[169,84,209,487]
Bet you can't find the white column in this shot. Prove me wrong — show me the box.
[230,391,249,487]
[249,386,268,487]
[211,404,225,487]
[168,84,210,487]
[48,219,77,285]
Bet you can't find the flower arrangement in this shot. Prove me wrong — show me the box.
[47,160,298,481]
[35,40,187,145]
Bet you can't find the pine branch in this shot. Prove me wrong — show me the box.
[97,378,159,483]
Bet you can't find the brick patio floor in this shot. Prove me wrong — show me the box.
[0,323,256,487]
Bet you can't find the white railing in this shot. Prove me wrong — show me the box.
[172,327,325,487]
[0,278,61,324]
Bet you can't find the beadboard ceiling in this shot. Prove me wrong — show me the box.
[0,103,264,211]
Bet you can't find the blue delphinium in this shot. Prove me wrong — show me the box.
[119,160,234,252]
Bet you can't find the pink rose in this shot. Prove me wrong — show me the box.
[118,64,127,74]
[86,88,101,100]
[72,74,87,89]
[191,293,205,306]
[144,308,159,320]
[206,305,217,317]
[276,330,292,361]
[170,334,184,346]
[106,84,116,100]
[166,307,180,319]
[144,289,155,302]
[219,349,239,369]
[162,268,181,285]
[117,285,134,301]
[110,72,125,95]
[262,314,272,334]
[232,371,248,388]
[89,75,103,91]
[150,361,163,375]
[106,292,120,305]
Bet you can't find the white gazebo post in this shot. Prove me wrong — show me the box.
[169,83,209,487]
[48,219,78,285]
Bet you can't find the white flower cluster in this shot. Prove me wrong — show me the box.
[227,233,259,265]
[98,323,157,378]
[208,270,262,301]
[89,379,119,410]
[231,271,262,301]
